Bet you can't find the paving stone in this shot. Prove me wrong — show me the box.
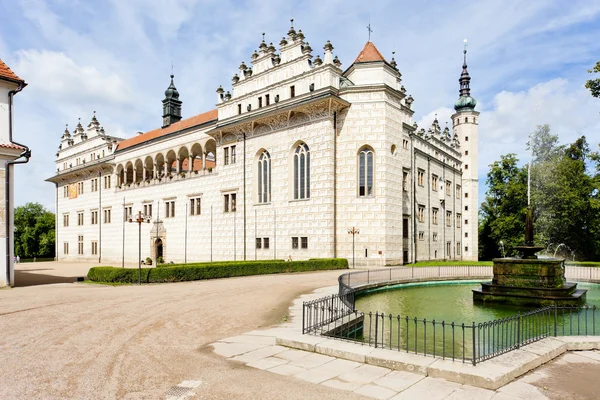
[231,345,287,363]
[219,335,276,345]
[288,353,336,369]
[353,383,397,399]
[490,393,525,400]
[211,342,268,358]
[246,356,289,370]
[294,358,361,384]
[273,349,312,361]
[337,364,391,385]
[444,385,495,400]
[373,370,424,392]
[321,378,363,391]
[389,377,460,400]
[573,350,600,362]
[554,352,600,364]
[267,364,307,376]
[497,381,549,400]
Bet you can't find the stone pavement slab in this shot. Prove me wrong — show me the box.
[372,370,424,392]
[321,378,363,392]
[220,334,277,345]
[445,385,495,400]
[294,358,361,384]
[246,356,288,370]
[230,345,287,363]
[337,364,391,385]
[211,342,268,358]
[353,383,397,399]
[389,377,461,400]
[267,364,307,376]
[288,353,336,369]
[496,381,549,400]
[575,350,600,361]
[273,349,311,362]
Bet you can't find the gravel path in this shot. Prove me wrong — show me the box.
[0,270,369,400]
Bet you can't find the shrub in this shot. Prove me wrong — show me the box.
[87,258,348,283]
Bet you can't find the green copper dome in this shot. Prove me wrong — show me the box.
[454,95,477,111]
[164,74,180,99]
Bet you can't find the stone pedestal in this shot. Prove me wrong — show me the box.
[473,258,586,307]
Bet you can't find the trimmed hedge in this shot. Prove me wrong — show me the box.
[156,259,286,268]
[87,258,348,284]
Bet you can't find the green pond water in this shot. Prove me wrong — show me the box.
[351,281,600,360]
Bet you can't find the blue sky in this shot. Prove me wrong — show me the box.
[1,0,599,211]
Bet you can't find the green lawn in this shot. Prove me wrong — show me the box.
[566,261,600,268]
[409,260,493,267]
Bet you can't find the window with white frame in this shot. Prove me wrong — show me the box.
[91,210,98,225]
[293,143,310,199]
[63,214,69,227]
[78,181,84,194]
[63,186,68,197]
[143,204,153,218]
[224,147,229,165]
[433,233,438,242]
[418,205,425,222]
[104,209,111,224]
[418,231,424,241]
[165,201,175,218]
[446,180,451,196]
[77,212,84,226]
[224,193,236,213]
[432,208,439,225]
[457,213,462,228]
[64,242,69,255]
[456,184,461,198]
[104,176,111,189]
[78,235,84,255]
[301,237,308,249]
[190,197,201,215]
[292,237,299,249]
[256,238,262,249]
[358,146,374,197]
[91,178,99,192]
[457,242,461,256]
[446,211,452,227]
[403,171,408,191]
[223,145,236,165]
[431,174,438,191]
[91,241,98,255]
[417,169,424,186]
[263,237,270,249]
[257,150,271,203]
[446,242,451,256]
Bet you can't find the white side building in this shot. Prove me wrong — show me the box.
[1,59,30,287]
[47,25,479,266]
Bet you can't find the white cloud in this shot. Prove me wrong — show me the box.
[14,50,134,105]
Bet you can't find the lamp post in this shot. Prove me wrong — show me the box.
[348,227,360,269]
[129,210,151,284]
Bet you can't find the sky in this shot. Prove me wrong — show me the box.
[1,0,599,212]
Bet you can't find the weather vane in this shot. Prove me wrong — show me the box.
[367,22,373,41]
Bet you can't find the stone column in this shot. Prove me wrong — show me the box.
[153,163,158,179]
[176,158,181,174]
[189,156,194,175]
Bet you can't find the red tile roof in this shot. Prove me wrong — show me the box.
[0,59,24,83]
[0,143,26,150]
[117,109,218,151]
[354,42,386,63]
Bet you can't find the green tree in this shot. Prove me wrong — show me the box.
[585,61,600,98]
[479,154,528,259]
[14,202,55,258]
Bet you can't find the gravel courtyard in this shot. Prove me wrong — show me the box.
[1,266,368,399]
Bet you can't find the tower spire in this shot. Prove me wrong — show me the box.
[454,39,477,112]
[162,73,182,127]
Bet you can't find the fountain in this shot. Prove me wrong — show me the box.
[473,162,586,306]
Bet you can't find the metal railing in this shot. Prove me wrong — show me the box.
[302,266,600,365]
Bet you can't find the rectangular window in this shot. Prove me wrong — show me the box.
[78,235,84,255]
[91,241,98,255]
[446,180,451,196]
[432,208,438,225]
[403,218,409,238]
[78,182,84,195]
[465,150,469,155]
[457,242,461,256]
[231,145,236,164]
[457,213,462,228]
[292,237,299,249]
[417,170,424,186]
[418,231,424,241]
[224,193,236,213]
[465,219,469,225]
[258,97,263,108]
[144,204,153,218]
[238,104,242,115]
[431,175,438,191]
[124,206,132,221]
[104,209,111,224]
[465,164,469,170]
[90,178,99,192]
[403,139,409,149]
[64,242,69,255]
[104,176,111,189]
[301,237,308,249]
[433,233,438,242]
[446,242,451,256]
[91,210,98,225]
[465,193,469,198]
[63,214,69,227]
[190,198,201,215]
[403,171,408,191]
[446,211,452,227]
[456,185,461,198]
[465,205,468,211]
[290,85,295,98]
[465,136,469,142]
[256,238,262,249]
[263,238,270,249]
[165,201,175,218]
[224,147,229,165]
[77,212,84,226]
[63,186,68,198]
[465,232,469,238]
[418,205,425,223]
[265,94,270,106]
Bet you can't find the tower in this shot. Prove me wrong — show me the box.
[162,74,182,127]
[451,43,479,261]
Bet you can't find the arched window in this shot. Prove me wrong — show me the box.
[358,146,374,196]
[257,150,271,203]
[294,143,310,199]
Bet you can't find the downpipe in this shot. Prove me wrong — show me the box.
[5,82,31,286]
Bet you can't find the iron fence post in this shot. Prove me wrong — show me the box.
[516,313,521,349]
[472,322,476,365]
[374,312,379,348]
[367,269,370,284]
[554,306,558,337]
[302,302,305,334]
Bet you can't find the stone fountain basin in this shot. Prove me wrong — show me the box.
[491,257,566,288]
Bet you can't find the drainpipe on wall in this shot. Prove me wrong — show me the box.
[5,82,31,286]
[333,111,337,258]
[243,132,246,260]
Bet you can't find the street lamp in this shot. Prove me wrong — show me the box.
[348,227,360,269]
[129,210,151,284]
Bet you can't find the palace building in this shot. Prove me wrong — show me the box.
[47,24,479,265]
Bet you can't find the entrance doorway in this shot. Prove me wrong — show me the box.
[155,239,163,261]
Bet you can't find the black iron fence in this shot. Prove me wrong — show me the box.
[302,266,600,365]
